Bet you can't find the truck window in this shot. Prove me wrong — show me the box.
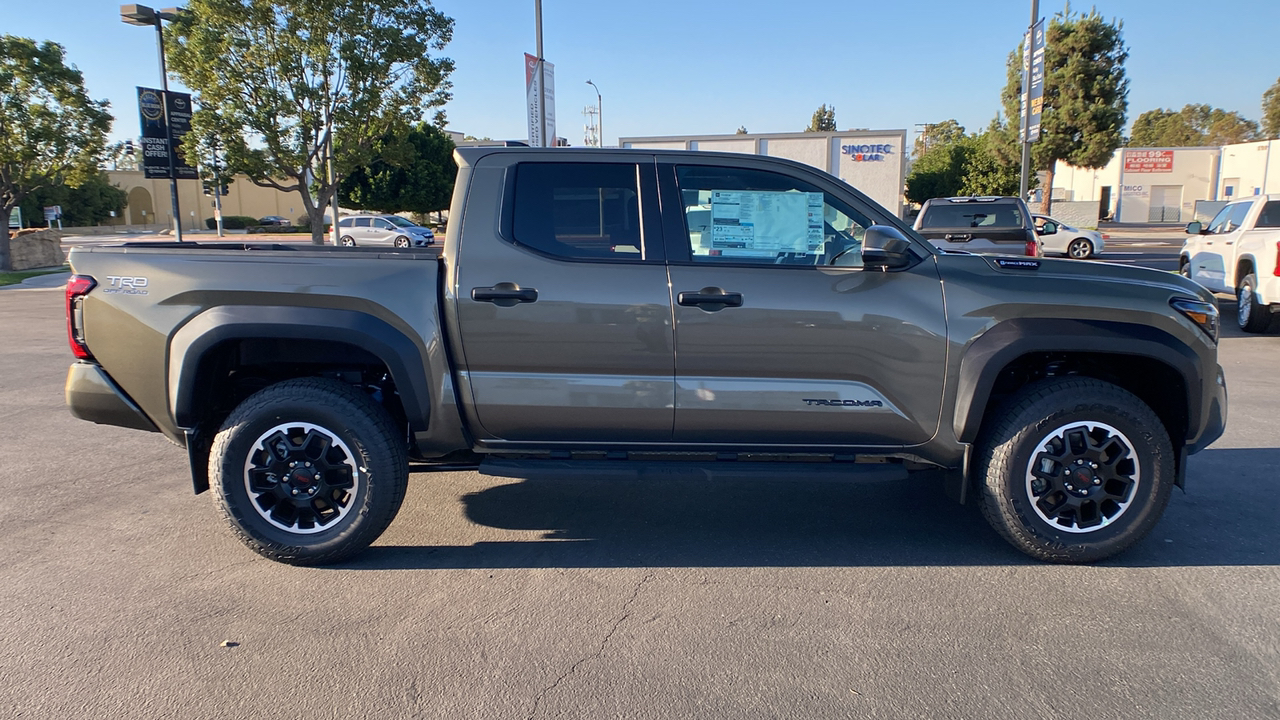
[513,163,644,259]
[920,202,1023,229]
[673,165,869,267]
[1224,202,1252,232]
[1256,201,1280,228]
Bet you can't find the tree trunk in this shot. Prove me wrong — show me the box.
[0,204,13,271]
[1039,166,1055,216]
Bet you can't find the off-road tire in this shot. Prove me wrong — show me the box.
[1237,273,1273,333]
[209,378,408,565]
[976,377,1174,563]
[1178,258,1191,278]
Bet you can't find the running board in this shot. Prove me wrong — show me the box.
[478,457,909,484]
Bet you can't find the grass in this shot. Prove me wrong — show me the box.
[0,264,70,287]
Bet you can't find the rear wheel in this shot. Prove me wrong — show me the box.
[977,378,1174,563]
[340,236,356,247]
[209,378,408,565]
[1067,237,1094,259]
[1237,273,1273,333]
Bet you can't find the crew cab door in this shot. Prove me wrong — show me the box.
[1193,201,1249,291]
[658,160,947,447]
[451,154,674,442]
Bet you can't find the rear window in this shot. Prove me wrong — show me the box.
[1256,201,1280,228]
[512,162,643,259]
[921,202,1023,229]
[338,218,354,228]
[354,218,371,228]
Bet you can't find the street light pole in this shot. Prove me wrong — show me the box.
[586,80,602,147]
[1019,0,1040,205]
[535,0,547,147]
[122,4,184,241]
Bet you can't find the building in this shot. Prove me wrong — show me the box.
[100,170,315,230]
[619,130,908,217]
[1053,139,1280,224]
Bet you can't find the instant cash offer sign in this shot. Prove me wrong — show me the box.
[136,86,197,180]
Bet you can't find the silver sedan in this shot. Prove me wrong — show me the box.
[1033,214,1107,259]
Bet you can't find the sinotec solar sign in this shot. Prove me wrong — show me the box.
[841,143,893,162]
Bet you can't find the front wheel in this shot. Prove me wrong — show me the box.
[1237,273,1273,333]
[1179,258,1191,278]
[1067,237,1094,259]
[977,377,1174,563]
[209,378,408,565]
[394,236,410,248]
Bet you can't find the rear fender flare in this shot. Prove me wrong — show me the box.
[168,305,431,434]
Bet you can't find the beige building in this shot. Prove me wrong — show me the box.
[102,170,311,230]
[1218,140,1280,200]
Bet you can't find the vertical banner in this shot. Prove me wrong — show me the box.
[525,53,557,147]
[164,91,198,179]
[1027,19,1046,142]
[137,86,171,179]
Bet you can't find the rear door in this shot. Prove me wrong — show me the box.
[452,154,675,442]
[659,159,947,447]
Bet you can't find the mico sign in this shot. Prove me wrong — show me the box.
[841,143,893,162]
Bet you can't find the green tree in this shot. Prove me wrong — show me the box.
[806,104,836,132]
[340,122,457,214]
[1129,104,1260,146]
[993,8,1129,214]
[0,36,111,269]
[167,0,455,245]
[913,119,966,158]
[18,171,128,227]
[1260,77,1280,139]
[906,129,1021,204]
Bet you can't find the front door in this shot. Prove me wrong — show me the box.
[1194,201,1249,292]
[452,155,674,442]
[659,161,948,447]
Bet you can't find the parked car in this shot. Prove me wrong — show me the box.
[913,196,1040,256]
[258,216,291,227]
[1032,214,1106,259]
[1181,194,1280,333]
[64,147,1226,566]
[331,214,435,247]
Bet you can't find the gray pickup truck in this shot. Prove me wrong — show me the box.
[65,147,1227,565]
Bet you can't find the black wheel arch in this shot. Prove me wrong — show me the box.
[169,305,433,440]
[954,318,1202,453]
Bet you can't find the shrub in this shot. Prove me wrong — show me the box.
[205,215,259,230]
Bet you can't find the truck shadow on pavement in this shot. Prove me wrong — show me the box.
[343,447,1280,570]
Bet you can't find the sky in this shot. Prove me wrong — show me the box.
[3,0,1278,148]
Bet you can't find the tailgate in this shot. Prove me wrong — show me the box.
[918,226,1031,252]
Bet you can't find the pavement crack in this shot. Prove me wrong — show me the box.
[527,571,654,720]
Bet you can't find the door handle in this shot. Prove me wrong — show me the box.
[678,287,743,310]
[471,283,538,307]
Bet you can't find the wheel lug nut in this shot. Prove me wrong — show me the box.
[1093,478,1101,485]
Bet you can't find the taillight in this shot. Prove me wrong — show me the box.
[1025,239,1040,257]
[1274,241,1279,277]
[65,274,96,360]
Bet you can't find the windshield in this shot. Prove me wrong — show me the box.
[386,216,418,228]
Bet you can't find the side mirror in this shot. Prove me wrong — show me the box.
[1185,221,1203,235]
[1040,221,1058,235]
[861,225,914,270]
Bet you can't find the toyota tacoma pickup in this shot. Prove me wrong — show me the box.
[65,147,1227,565]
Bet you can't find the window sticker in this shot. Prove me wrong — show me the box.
[703,190,824,258]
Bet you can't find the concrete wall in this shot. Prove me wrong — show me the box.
[8,229,65,270]
[1044,201,1100,229]
[621,130,908,217]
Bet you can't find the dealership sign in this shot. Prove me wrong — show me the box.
[1124,150,1174,173]
[841,143,894,162]
[136,86,197,180]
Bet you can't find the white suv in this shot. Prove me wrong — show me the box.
[1181,195,1280,333]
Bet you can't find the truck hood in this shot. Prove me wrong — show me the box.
[965,253,1216,305]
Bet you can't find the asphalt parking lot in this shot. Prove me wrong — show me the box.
[2,240,1278,719]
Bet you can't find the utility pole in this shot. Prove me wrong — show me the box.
[154,13,182,241]
[1019,0,1040,202]
[586,79,602,147]
[211,140,224,237]
[535,0,547,147]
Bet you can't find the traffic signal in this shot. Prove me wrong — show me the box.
[123,139,135,155]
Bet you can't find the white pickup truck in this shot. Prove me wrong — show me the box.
[1181,194,1280,333]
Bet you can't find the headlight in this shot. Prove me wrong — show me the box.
[1170,297,1219,342]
